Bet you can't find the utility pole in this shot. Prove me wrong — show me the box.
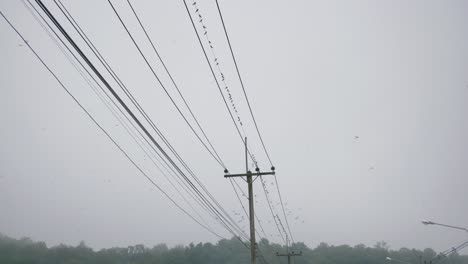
[276,234,302,264]
[224,137,275,264]
[276,251,302,264]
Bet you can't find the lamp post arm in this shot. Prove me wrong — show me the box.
[426,222,468,234]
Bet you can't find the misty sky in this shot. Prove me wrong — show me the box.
[1,0,468,254]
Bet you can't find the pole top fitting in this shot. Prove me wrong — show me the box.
[224,169,229,174]
[271,166,275,171]
[421,220,434,225]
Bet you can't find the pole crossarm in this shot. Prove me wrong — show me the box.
[276,252,302,257]
[225,171,275,178]
[223,137,276,264]
[276,251,302,264]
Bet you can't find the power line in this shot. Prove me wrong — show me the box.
[52,0,226,225]
[273,173,295,245]
[214,0,273,167]
[213,0,295,246]
[25,0,215,228]
[53,0,230,216]
[186,0,293,250]
[229,178,269,241]
[182,0,258,166]
[125,0,226,170]
[433,240,468,263]
[190,1,247,139]
[106,0,226,170]
[257,246,272,264]
[260,176,286,244]
[34,0,248,241]
[52,0,241,238]
[103,1,249,240]
[234,176,293,247]
[26,0,217,230]
[51,0,223,226]
[0,9,223,239]
[223,138,276,264]
[24,1,288,260]
[231,178,270,241]
[104,0,248,238]
[185,1,296,256]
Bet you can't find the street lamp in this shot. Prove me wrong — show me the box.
[422,220,468,260]
[421,220,468,234]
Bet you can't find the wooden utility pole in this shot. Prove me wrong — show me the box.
[276,234,302,264]
[276,251,302,264]
[224,137,275,264]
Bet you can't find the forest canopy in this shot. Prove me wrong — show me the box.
[1,233,467,264]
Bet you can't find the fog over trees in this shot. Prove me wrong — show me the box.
[1,233,467,264]
[1,0,467,261]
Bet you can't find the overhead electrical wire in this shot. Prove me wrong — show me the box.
[257,246,272,264]
[22,0,225,236]
[52,0,242,238]
[103,0,249,240]
[34,0,248,242]
[50,0,225,227]
[105,0,226,170]
[182,0,258,167]
[79,0,287,251]
[190,1,247,139]
[12,0,289,254]
[229,178,269,241]
[21,0,201,225]
[125,0,226,170]
[273,174,295,245]
[183,0,295,248]
[214,0,296,245]
[214,0,273,167]
[0,9,223,239]
[260,176,286,244]
[58,0,246,242]
[52,1,229,217]
[276,213,289,245]
[24,0,216,230]
[27,0,216,229]
[104,0,248,240]
[108,3,251,243]
[231,178,270,240]
[50,0,222,226]
[433,240,468,263]
[455,241,468,253]
[181,1,285,246]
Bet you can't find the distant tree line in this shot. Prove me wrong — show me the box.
[1,233,467,264]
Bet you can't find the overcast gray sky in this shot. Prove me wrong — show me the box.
[1,0,468,253]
